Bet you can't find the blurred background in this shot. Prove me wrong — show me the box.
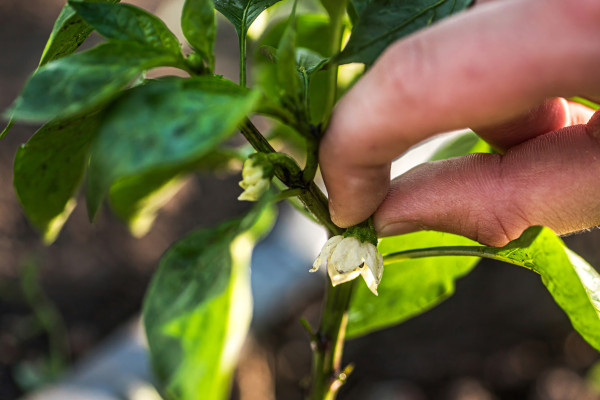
[1,1,600,399]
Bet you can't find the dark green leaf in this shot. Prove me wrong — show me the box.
[337,0,472,64]
[347,231,479,338]
[472,227,600,351]
[182,0,216,69]
[69,1,181,54]
[38,0,121,67]
[214,0,283,36]
[13,115,100,244]
[143,204,275,400]
[109,170,187,238]
[429,130,493,161]
[86,76,260,219]
[10,41,180,122]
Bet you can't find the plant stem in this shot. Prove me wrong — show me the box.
[239,119,342,235]
[308,281,354,400]
[239,32,247,87]
[382,245,533,270]
[321,1,347,126]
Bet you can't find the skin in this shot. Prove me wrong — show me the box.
[320,0,600,246]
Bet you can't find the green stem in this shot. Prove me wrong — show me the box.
[239,119,342,236]
[239,32,247,87]
[382,245,531,270]
[321,2,346,126]
[308,281,354,400]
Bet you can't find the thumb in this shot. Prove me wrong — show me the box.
[374,111,600,246]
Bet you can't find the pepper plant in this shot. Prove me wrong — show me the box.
[3,0,600,399]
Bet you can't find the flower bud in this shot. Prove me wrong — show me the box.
[238,154,273,201]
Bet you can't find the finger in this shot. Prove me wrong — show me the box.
[473,98,595,152]
[320,0,600,228]
[374,110,600,246]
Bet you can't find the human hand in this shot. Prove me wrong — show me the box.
[320,0,600,246]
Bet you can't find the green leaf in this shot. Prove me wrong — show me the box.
[214,0,284,36]
[10,41,180,123]
[109,170,187,238]
[337,0,472,64]
[143,203,275,400]
[347,231,479,338]
[472,227,600,351]
[39,0,121,67]
[256,14,332,123]
[86,76,260,219]
[376,227,600,351]
[182,0,216,69]
[68,1,181,54]
[429,130,493,161]
[13,115,100,244]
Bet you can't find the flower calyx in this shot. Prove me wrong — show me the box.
[310,222,383,295]
[238,153,274,201]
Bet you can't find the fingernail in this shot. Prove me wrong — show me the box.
[376,221,422,237]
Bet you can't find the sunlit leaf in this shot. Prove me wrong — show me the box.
[214,0,283,36]
[347,231,479,338]
[143,203,276,400]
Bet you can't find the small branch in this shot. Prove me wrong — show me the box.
[382,245,528,269]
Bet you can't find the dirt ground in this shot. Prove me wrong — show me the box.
[1,1,600,400]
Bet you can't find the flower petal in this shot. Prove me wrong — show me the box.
[310,235,343,272]
[330,237,364,273]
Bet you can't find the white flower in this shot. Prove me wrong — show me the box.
[310,235,383,295]
[238,157,271,201]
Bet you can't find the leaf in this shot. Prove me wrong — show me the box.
[86,76,260,219]
[143,203,275,400]
[69,1,181,54]
[109,170,187,238]
[471,227,600,351]
[39,0,121,67]
[347,231,480,338]
[10,41,181,123]
[13,115,100,244]
[256,14,332,123]
[182,0,216,69]
[214,0,284,36]
[429,130,493,161]
[337,0,473,64]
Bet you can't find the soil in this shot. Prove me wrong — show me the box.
[1,1,600,400]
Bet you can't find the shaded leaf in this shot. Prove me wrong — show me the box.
[182,0,216,69]
[86,76,260,219]
[39,0,121,66]
[143,203,275,400]
[69,0,181,53]
[13,115,100,244]
[347,231,479,338]
[214,0,283,36]
[337,0,472,64]
[10,41,180,122]
[109,170,187,238]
